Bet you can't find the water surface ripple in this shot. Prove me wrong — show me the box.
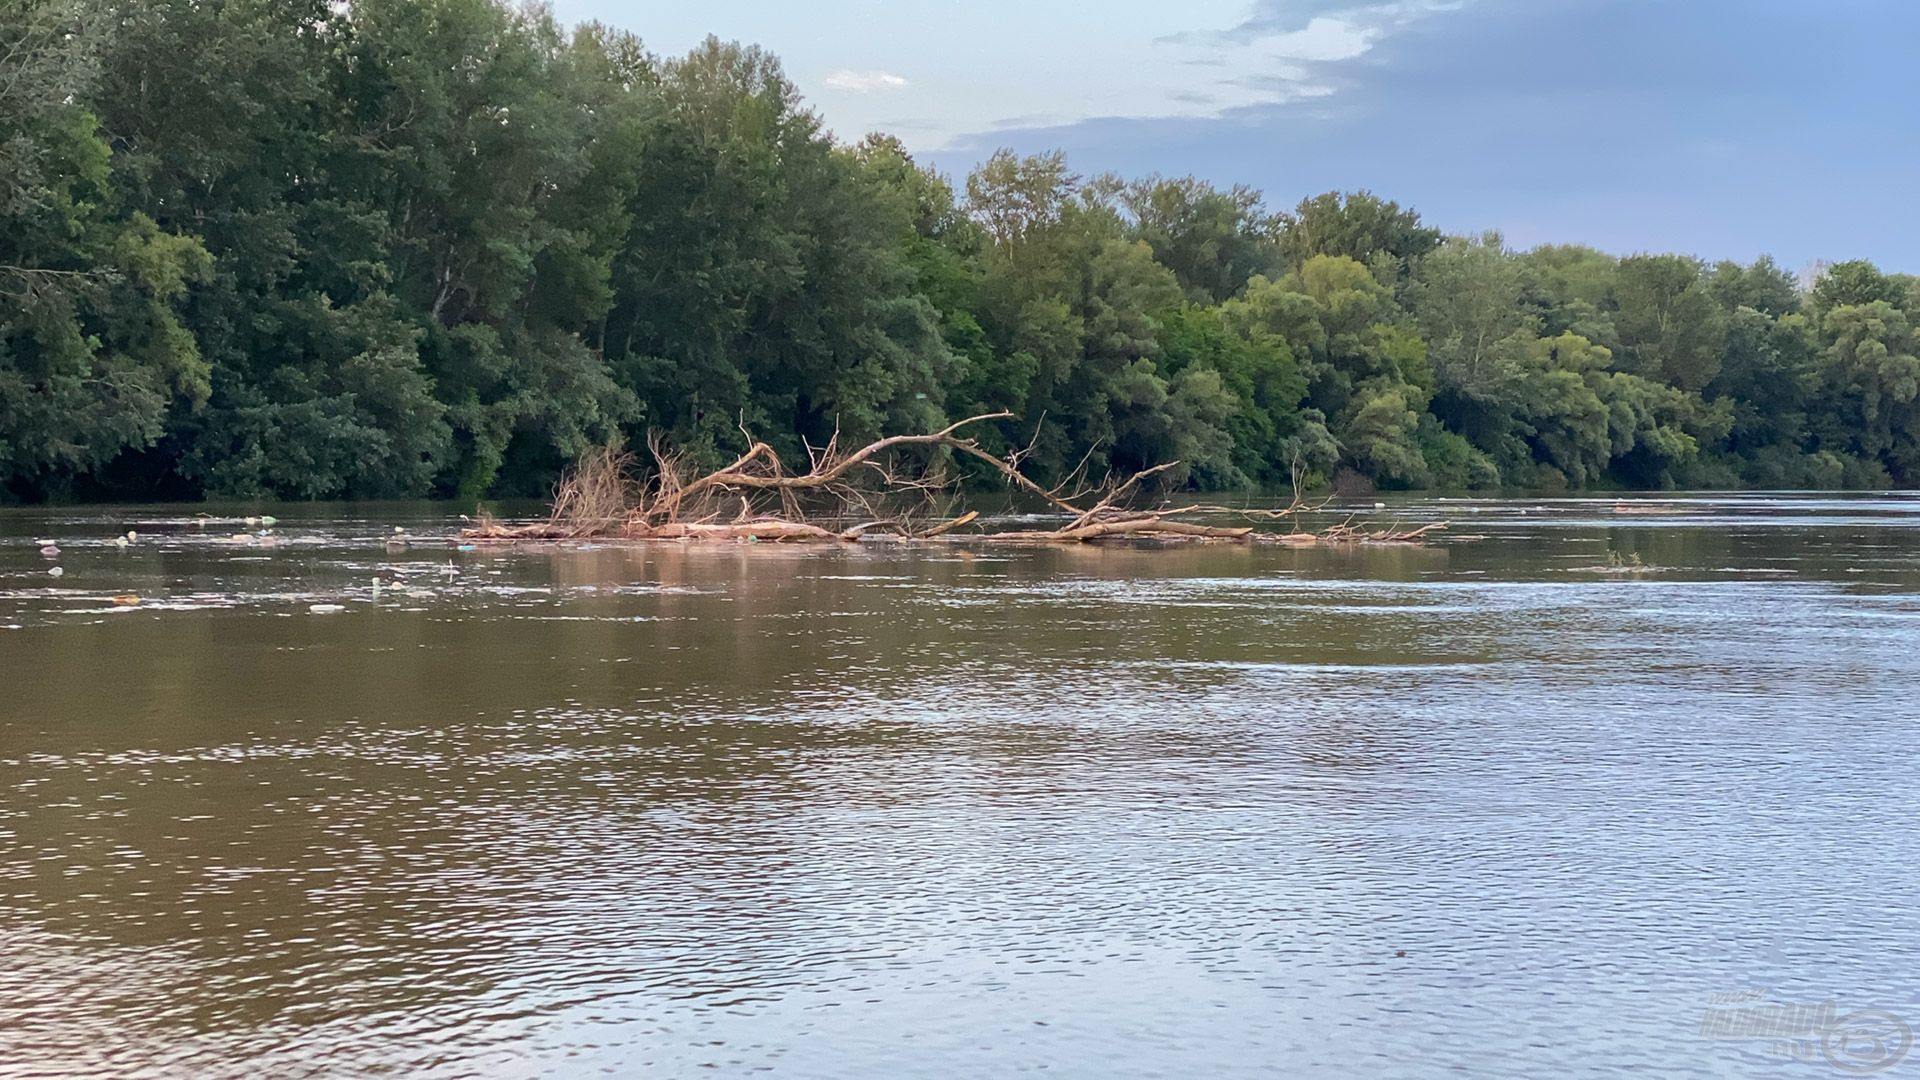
[2,495,1918,1078]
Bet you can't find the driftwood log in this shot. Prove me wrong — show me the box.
[461,414,1446,547]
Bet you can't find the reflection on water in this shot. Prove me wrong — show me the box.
[3,495,1919,1078]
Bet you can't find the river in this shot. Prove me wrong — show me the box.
[2,495,1917,1078]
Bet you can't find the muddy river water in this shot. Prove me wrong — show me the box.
[2,495,1917,1077]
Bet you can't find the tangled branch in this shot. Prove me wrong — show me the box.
[462,415,1446,547]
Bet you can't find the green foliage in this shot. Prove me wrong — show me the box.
[1707,256,1800,318]
[1122,176,1277,303]
[2,0,1914,500]
[1,1,214,496]
[1416,416,1501,489]
[1513,333,1616,486]
[1613,255,1726,392]
[1277,191,1440,273]
[1811,260,1907,315]
[1808,300,1920,477]
[1155,306,1307,485]
[1414,232,1538,405]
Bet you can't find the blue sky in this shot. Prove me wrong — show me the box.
[553,1,1918,270]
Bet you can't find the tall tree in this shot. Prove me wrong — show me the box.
[1613,254,1726,392]
[1,0,213,499]
[1276,191,1440,273]
[1121,176,1277,304]
[2,0,1914,501]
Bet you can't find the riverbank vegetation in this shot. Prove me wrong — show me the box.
[4,0,1917,505]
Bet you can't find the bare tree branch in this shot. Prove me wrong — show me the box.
[463,414,1447,548]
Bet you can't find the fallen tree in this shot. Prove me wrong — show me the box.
[461,413,1447,546]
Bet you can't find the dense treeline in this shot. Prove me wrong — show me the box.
[4,0,1918,503]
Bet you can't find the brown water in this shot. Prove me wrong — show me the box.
[3,495,1919,1078]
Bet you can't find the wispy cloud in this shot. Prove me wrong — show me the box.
[824,69,909,93]
[1127,1,1471,123]
[1255,16,1380,61]
[992,113,1069,130]
[1195,0,1465,47]
[717,1,1464,150]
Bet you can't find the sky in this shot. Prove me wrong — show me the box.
[552,0,1919,270]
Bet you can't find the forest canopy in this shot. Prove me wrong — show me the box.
[4,0,1917,503]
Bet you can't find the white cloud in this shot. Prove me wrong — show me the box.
[1099,2,1464,135]
[1259,15,1379,62]
[547,0,1464,150]
[824,69,909,93]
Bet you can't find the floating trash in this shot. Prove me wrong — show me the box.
[112,536,130,549]
[308,603,346,614]
[38,542,60,558]
[126,530,138,542]
[111,594,141,606]
[259,516,278,527]
[47,566,64,578]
